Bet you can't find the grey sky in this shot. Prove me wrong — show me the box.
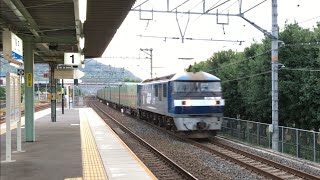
[100,0,320,79]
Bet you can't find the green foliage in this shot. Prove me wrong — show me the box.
[189,22,320,130]
[0,87,5,100]
[80,60,142,83]
[124,78,141,82]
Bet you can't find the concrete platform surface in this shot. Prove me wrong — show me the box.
[1,109,82,180]
[83,108,156,180]
[1,107,156,180]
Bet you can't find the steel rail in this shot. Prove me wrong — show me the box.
[211,139,320,180]
[128,111,319,180]
[162,130,285,180]
[90,101,198,180]
[92,99,319,180]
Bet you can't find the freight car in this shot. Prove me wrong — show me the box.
[97,71,224,138]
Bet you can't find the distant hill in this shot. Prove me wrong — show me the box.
[79,59,142,83]
[1,57,141,83]
[0,57,19,75]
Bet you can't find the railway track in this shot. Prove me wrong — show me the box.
[0,103,50,124]
[99,103,318,180]
[141,118,319,179]
[136,116,319,180]
[90,101,198,180]
[91,99,319,179]
[197,139,319,180]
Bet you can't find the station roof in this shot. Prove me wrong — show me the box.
[0,0,136,64]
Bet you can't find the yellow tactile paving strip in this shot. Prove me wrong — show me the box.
[64,177,82,180]
[80,110,108,180]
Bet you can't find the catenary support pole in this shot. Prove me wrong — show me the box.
[271,0,279,151]
[62,79,64,114]
[150,48,153,78]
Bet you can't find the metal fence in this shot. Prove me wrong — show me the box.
[220,117,320,163]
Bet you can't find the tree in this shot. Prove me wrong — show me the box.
[0,87,5,100]
[188,22,320,130]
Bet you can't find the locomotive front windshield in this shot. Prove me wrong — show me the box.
[172,81,221,93]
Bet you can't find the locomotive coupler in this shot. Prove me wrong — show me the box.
[196,122,207,130]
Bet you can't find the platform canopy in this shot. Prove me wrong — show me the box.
[0,0,136,64]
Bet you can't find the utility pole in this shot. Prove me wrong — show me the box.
[37,80,40,104]
[61,79,64,114]
[140,48,153,78]
[50,63,56,122]
[122,67,125,82]
[271,0,279,152]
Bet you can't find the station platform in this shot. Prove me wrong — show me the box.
[0,107,156,180]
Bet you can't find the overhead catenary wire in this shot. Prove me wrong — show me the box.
[280,41,320,47]
[133,0,319,52]
[222,70,271,83]
[219,66,319,85]
[205,40,320,73]
[241,0,267,14]
[207,49,272,72]
[219,0,239,14]
[222,14,320,50]
[223,97,270,105]
[170,0,192,11]
[192,0,233,23]
[281,68,320,72]
[132,0,152,10]
[205,0,232,13]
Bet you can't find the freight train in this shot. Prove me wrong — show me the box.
[97,71,224,138]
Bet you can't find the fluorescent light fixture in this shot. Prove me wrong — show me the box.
[79,0,87,23]
[80,37,85,49]
[9,62,20,68]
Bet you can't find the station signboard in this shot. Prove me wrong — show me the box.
[17,69,24,76]
[59,79,82,84]
[6,73,21,123]
[64,52,81,65]
[26,73,33,87]
[2,29,23,62]
[4,73,22,162]
[54,68,85,79]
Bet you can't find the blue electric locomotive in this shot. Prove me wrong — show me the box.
[137,71,224,138]
[97,71,224,138]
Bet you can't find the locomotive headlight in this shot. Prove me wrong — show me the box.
[182,100,192,106]
[211,100,221,106]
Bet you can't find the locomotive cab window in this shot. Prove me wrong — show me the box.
[163,83,167,97]
[158,85,162,101]
[200,82,221,92]
[172,81,221,93]
[154,84,158,97]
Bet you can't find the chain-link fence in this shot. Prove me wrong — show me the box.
[220,117,320,162]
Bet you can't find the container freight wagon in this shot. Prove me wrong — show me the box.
[97,83,138,115]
